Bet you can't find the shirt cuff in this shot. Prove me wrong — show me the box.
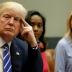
[32,45,38,50]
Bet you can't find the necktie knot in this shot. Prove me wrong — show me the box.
[3,43,9,49]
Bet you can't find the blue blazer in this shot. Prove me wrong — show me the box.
[10,38,43,72]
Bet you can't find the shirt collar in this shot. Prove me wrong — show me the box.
[0,37,11,48]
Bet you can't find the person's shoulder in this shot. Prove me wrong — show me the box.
[57,37,67,46]
[13,37,28,49]
[14,37,27,44]
[55,37,70,52]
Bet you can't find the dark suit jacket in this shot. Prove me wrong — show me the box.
[10,38,43,72]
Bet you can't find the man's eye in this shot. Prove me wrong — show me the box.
[14,17,20,21]
[3,15,11,19]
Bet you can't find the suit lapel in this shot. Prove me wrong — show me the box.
[10,41,23,72]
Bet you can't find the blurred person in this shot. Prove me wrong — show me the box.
[0,1,43,72]
[55,11,72,72]
[45,49,55,72]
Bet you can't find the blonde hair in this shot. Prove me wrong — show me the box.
[66,11,72,38]
[0,1,27,21]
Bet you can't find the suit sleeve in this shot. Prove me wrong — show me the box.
[28,45,43,72]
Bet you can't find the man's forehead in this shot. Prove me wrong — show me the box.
[1,8,25,22]
[2,8,22,15]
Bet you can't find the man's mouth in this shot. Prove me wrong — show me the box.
[5,28,14,32]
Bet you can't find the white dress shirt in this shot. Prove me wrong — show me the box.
[0,37,11,72]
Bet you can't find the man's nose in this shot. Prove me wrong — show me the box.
[9,17,14,24]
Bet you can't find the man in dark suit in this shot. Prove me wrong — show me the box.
[0,1,42,72]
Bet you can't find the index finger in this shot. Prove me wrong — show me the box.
[22,19,30,27]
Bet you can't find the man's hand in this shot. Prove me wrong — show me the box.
[21,20,37,47]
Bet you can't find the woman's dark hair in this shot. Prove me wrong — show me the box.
[25,10,46,42]
[25,10,46,51]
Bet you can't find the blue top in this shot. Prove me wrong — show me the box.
[55,36,72,72]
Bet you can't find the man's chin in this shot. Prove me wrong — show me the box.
[2,32,15,38]
[1,32,15,42]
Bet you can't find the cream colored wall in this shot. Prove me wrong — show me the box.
[0,0,72,37]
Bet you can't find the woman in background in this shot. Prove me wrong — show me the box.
[55,11,72,72]
[25,10,50,72]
